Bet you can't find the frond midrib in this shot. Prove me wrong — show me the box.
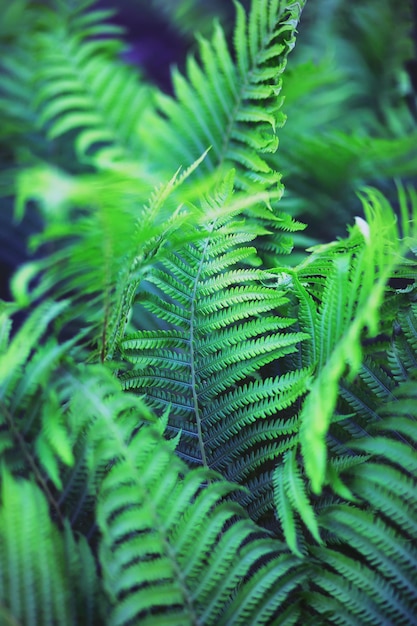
[189,235,210,468]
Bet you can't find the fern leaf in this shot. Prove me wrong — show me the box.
[310,550,415,626]
[0,470,100,625]
[92,407,306,625]
[273,461,302,557]
[339,378,380,428]
[139,0,306,270]
[352,469,417,539]
[0,300,68,393]
[120,188,310,518]
[320,504,417,605]
[353,437,417,474]
[307,384,417,624]
[292,274,318,367]
[15,151,210,360]
[273,448,321,556]
[0,1,137,179]
[284,449,322,545]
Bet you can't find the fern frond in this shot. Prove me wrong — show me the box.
[0,299,68,394]
[0,1,137,179]
[387,302,417,381]
[35,42,151,171]
[310,547,416,626]
[0,469,101,625]
[14,156,210,360]
[144,0,298,185]
[0,298,154,541]
[336,353,398,443]
[338,378,380,428]
[269,186,417,557]
[273,447,322,557]
[91,406,307,625]
[137,0,307,261]
[352,466,417,539]
[350,375,417,468]
[0,306,86,512]
[358,358,396,400]
[320,504,417,609]
[120,179,310,519]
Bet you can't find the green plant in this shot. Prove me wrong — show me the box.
[0,0,417,624]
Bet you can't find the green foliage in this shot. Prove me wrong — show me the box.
[0,0,417,624]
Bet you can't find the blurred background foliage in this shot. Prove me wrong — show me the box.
[1,0,417,293]
[277,0,417,245]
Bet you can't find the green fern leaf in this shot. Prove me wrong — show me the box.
[138,0,306,261]
[0,470,100,625]
[273,460,302,557]
[120,184,310,518]
[320,504,417,610]
[14,154,210,360]
[273,447,321,556]
[92,408,306,625]
[310,549,415,626]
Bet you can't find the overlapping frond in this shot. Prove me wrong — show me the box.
[269,186,417,557]
[270,359,417,623]
[2,0,417,624]
[143,0,306,190]
[267,204,417,622]
[0,301,153,536]
[93,410,306,626]
[14,158,210,359]
[292,186,417,494]
[340,288,417,435]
